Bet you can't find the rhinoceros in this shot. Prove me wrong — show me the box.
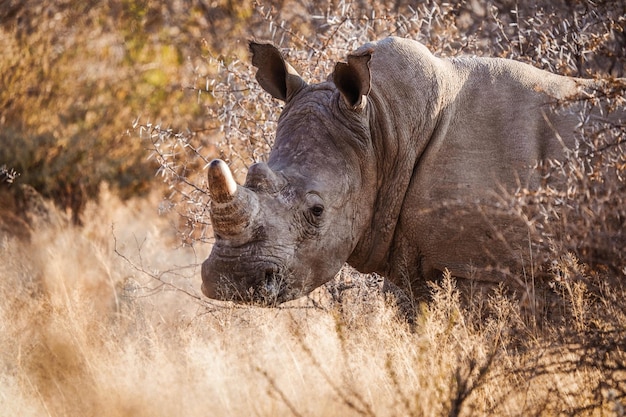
[201,36,620,305]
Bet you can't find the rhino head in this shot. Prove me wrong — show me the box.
[201,41,377,305]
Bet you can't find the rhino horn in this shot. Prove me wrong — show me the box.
[207,159,259,239]
[208,159,238,203]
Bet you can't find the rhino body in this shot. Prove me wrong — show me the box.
[201,36,619,304]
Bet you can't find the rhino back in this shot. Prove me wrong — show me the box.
[417,56,582,201]
[362,38,589,284]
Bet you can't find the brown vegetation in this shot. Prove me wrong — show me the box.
[2,192,625,416]
[1,0,625,416]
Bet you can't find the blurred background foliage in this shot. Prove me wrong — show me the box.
[0,0,259,222]
[0,0,624,224]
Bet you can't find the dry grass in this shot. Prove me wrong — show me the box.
[1,188,625,416]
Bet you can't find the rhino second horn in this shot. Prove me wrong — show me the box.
[245,162,286,193]
[208,159,238,203]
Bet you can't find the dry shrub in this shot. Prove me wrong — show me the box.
[516,83,626,271]
[0,0,258,222]
[499,84,626,327]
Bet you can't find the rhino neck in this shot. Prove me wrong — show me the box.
[348,114,438,276]
[347,91,444,276]
[347,43,454,276]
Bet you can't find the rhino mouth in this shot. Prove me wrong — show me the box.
[253,267,290,305]
[202,259,294,306]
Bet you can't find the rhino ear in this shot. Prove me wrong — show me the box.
[249,41,307,102]
[333,51,372,111]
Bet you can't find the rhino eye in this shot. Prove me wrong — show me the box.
[310,204,324,217]
[303,193,325,226]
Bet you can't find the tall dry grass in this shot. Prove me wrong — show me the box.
[1,187,625,416]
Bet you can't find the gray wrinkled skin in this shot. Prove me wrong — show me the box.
[201,36,624,305]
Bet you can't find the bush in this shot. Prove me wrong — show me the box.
[0,0,255,222]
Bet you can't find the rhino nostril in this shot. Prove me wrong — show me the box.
[262,267,284,294]
[264,268,277,282]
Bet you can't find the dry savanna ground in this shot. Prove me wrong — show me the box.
[1,1,625,416]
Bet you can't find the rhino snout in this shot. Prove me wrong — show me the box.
[201,254,290,305]
[253,267,289,305]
